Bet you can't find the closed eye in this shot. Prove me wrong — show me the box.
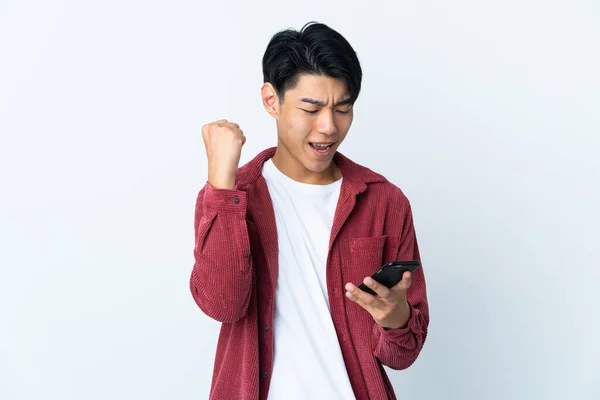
[299,108,351,115]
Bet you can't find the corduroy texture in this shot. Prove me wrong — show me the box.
[190,147,430,400]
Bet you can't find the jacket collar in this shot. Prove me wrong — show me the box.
[235,147,386,193]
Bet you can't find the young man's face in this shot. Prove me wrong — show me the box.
[262,74,354,184]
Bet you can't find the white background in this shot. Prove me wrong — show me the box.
[1,1,599,399]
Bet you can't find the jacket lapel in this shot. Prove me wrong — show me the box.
[328,152,369,252]
[328,179,359,252]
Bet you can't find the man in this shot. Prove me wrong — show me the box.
[190,22,429,400]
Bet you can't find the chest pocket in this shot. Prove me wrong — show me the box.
[339,235,400,287]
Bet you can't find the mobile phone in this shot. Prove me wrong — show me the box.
[357,260,420,296]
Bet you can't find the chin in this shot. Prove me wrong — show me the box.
[302,154,334,173]
[307,162,331,173]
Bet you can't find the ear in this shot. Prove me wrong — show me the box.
[261,83,280,118]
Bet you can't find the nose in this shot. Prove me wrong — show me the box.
[317,109,338,136]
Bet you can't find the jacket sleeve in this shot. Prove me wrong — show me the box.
[189,182,253,323]
[372,202,430,369]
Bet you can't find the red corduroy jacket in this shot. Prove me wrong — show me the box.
[190,147,429,399]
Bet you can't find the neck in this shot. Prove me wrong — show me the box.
[271,146,341,185]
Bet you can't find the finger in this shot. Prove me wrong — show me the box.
[225,125,243,137]
[361,277,393,299]
[345,283,378,309]
[391,271,412,291]
[226,122,240,130]
[345,289,372,311]
[235,129,245,143]
[345,289,362,305]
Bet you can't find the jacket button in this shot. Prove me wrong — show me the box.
[232,197,240,204]
[264,325,269,332]
[260,371,269,379]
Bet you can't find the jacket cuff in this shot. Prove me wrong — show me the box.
[203,182,247,213]
[377,302,421,341]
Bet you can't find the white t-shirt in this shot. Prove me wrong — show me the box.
[262,159,356,400]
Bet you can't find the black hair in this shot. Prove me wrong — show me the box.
[262,22,362,104]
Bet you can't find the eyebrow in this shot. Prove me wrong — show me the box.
[299,97,353,107]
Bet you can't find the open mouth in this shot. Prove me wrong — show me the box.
[309,142,335,153]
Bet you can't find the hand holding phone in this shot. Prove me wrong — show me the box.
[358,260,420,296]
